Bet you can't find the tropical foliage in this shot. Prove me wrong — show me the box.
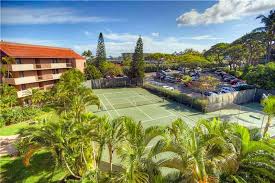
[261,95,275,137]
[244,62,275,90]
[0,83,18,109]
[18,115,275,183]
[84,62,102,80]
[0,106,42,127]
[253,10,275,62]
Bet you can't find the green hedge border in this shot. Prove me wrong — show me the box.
[143,83,208,112]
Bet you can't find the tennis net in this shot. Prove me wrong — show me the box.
[100,98,164,111]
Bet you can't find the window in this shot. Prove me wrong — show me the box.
[15,58,21,64]
[52,59,58,63]
[35,58,40,64]
[19,71,24,77]
[53,69,59,74]
[21,84,26,90]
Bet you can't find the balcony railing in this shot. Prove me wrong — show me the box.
[3,74,62,85]
[3,63,72,71]
[17,89,33,98]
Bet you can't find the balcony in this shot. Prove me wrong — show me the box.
[4,64,34,71]
[3,76,37,85]
[3,63,72,71]
[3,74,62,85]
[36,73,61,81]
[17,85,55,98]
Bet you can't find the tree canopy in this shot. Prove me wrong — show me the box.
[95,32,106,70]
[130,36,145,79]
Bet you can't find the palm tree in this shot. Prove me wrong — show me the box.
[105,117,125,174]
[224,125,275,182]
[31,88,47,108]
[20,112,104,180]
[261,95,275,136]
[1,56,15,79]
[115,117,165,183]
[253,10,275,62]
[68,86,100,122]
[155,119,237,183]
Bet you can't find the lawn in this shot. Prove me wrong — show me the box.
[0,122,30,136]
[0,152,67,183]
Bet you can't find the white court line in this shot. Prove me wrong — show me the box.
[100,99,113,120]
[102,94,120,116]
[131,91,149,100]
[97,91,131,95]
[142,114,175,123]
[168,109,196,123]
[126,98,153,120]
[136,107,153,120]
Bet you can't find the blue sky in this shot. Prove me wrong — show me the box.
[1,0,274,56]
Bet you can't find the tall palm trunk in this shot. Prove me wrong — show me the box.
[108,143,113,174]
[263,115,272,136]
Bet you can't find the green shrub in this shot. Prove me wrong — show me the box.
[222,68,243,78]
[0,107,41,126]
[143,83,208,112]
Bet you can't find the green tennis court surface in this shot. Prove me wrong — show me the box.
[88,87,274,135]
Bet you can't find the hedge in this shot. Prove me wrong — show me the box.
[0,107,42,127]
[143,83,208,112]
[144,63,181,72]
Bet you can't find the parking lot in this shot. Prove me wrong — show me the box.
[145,68,255,98]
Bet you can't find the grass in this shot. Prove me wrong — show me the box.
[0,122,30,136]
[0,152,67,183]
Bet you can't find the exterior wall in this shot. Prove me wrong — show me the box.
[1,56,84,99]
[72,59,86,73]
[205,89,257,112]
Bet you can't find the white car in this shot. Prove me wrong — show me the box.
[162,85,174,90]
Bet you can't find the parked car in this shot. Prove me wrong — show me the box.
[222,74,232,78]
[219,72,227,77]
[162,85,174,90]
[230,79,242,85]
[215,70,222,75]
[192,76,199,81]
[164,76,176,83]
[184,82,192,87]
[233,83,254,91]
[178,67,183,71]
[204,91,218,96]
[223,76,235,82]
[220,87,235,93]
[165,69,172,72]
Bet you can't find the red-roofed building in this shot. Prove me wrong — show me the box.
[0,41,86,101]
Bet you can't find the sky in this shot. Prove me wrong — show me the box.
[1,0,275,57]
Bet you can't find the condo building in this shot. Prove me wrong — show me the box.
[0,41,86,101]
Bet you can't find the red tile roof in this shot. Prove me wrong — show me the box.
[0,41,84,59]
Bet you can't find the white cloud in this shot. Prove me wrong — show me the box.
[190,35,221,40]
[151,32,160,37]
[74,32,212,57]
[176,0,275,26]
[104,33,139,42]
[84,31,90,36]
[2,7,122,24]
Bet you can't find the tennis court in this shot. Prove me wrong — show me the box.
[88,87,274,135]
